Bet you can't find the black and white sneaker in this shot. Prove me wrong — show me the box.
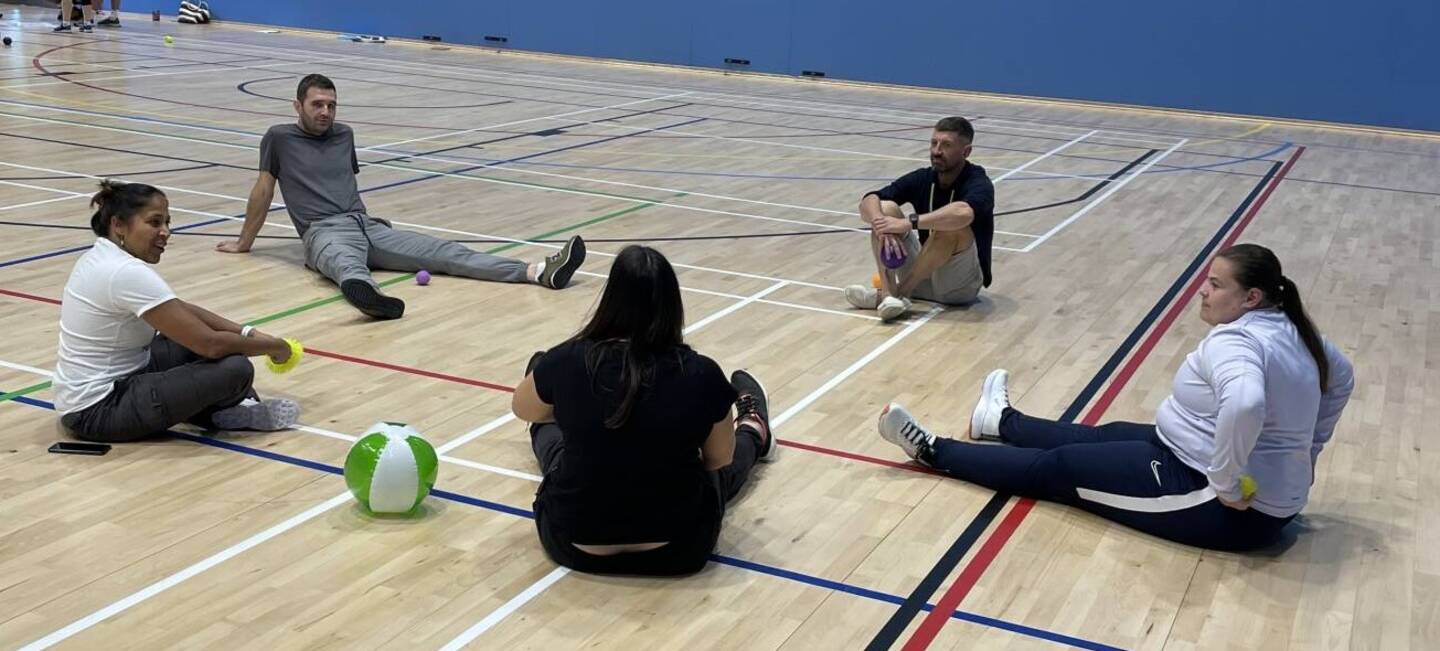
[341,279,405,320]
[53,23,72,32]
[97,15,121,27]
[732,370,777,462]
[537,235,586,289]
[878,402,937,465]
[78,22,93,33]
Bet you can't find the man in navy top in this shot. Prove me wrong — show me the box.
[846,116,995,322]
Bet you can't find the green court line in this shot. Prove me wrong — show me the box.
[244,193,685,327]
[0,381,51,404]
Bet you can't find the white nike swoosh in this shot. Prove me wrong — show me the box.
[1150,460,1163,487]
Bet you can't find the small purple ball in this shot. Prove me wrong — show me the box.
[880,246,906,270]
[416,270,431,285]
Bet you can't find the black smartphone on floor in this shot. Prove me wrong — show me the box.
[48,441,112,456]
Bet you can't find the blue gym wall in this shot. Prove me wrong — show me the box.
[120,1,1440,131]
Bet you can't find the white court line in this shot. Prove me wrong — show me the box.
[0,359,545,482]
[17,492,355,651]
[0,164,862,293]
[0,48,368,92]
[440,298,945,645]
[0,108,872,235]
[1020,138,1189,252]
[37,26,1195,149]
[991,130,1096,182]
[362,92,692,151]
[0,359,56,378]
[438,567,571,651]
[0,176,879,320]
[0,193,89,212]
[431,279,787,455]
[771,306,943,427]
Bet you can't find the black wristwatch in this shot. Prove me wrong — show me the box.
[909,213,921,232]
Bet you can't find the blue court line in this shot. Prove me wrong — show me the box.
[3,392,1117,650]
[0,114,698,270]
[373,140,1292,184]
[0,98,1284,182]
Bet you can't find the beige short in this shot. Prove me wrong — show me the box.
[895,230,983,305]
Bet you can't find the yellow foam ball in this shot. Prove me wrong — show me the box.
[266,338,304,374]
[163,35,173,45]
[1239,475,1258,500]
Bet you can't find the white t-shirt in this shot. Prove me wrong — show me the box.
[1155,308,1354,518]
[54,238,178,414]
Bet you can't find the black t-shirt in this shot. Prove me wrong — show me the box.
[866,163,996,287]
[532,339,738,544]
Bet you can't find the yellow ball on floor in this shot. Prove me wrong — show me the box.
[163,35,174,45]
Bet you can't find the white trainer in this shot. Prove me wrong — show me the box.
[213,398,300,431]
[968,369,1010,442]
[845,285,880,310]
[878,402,936,463]
[877,296,911,322]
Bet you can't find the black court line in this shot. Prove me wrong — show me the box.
[863,159,1285,650]
[0,130,254,171]
[0,162,218,182]
[997,149,1156,217]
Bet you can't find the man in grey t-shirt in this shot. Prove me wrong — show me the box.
[216,73,585,320]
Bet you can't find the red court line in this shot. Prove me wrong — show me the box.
[0,286,516,393]
[0,284,944,478]
[901,145,1306,649]
[780,439,946,476]
[0,287,61,305]
[305,348,515,393]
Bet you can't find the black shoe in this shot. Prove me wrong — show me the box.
[731,370,776,461]
[537,235,585,289]
[97,15,120,27]
[78,22,93,33]
[341,279,405,320]
[53,23,72,32]
[524,350,544,377]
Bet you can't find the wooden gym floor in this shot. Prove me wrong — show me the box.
[1,5,1437,649]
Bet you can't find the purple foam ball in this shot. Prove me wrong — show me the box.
[416,270,431,285]
[881,245,907,270]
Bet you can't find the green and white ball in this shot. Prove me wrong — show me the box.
[344,422,439,514]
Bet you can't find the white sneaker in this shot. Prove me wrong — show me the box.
[877,296,911,322]
[213,398,300,431]
[968,369,1009,442]
[845,284,879,310]
[878,402,936,463]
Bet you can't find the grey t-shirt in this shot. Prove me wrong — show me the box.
[259,123,366,234]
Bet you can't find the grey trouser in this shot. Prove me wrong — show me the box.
[301,214,529,287]
[60,336,256,443]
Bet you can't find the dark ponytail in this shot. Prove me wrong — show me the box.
[89,180,166,237]
[1217,243,1330,391]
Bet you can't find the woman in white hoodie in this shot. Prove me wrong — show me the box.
[878,243,1354,551]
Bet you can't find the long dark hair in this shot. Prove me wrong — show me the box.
[89,180,165,237]
[1216,243,1329,391]
[574,245,686,428]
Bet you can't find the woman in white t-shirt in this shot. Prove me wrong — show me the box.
[876,243,1355,551]
[55,181,302,442]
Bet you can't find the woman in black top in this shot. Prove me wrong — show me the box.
[511,245,776,576]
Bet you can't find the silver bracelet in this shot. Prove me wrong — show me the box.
[240,325,254,338]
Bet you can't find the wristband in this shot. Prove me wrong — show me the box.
[909,213,921,231]
[241,325,254,338]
